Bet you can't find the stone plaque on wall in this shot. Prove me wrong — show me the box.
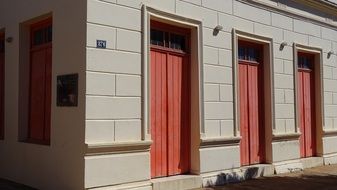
[57,74,78,107]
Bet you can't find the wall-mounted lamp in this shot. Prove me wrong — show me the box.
[327,50,334,59]
[213,25,223,36]
[279,41,288,51]
[6,37,13,43]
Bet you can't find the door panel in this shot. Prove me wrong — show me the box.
[29,46,52,142]
[151,50,168,177]
[30,49,47,140]
[298,72,306,157]
[298,68,316,158]
[303,72,313,156]
[0,34,4,139]
[167,54,181,175]
[181,55,191,174]
[239,62,264,166]
[248,65,260,164]
[239,64,249,166]
[151,49,190,178]
[44,47,52,141]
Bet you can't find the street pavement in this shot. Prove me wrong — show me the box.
[198,164,337,190]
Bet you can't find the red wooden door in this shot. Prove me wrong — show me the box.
[0,33,4,140]
[29,46,52,142]
[239,42,265,166]
[150,21,191,178]
[298,53,316,158]
[150,24,190,178]
[28,19,52,144]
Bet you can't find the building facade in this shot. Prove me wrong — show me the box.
[1,0,337,189]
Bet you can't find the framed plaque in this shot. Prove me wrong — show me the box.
[57,74,78,107]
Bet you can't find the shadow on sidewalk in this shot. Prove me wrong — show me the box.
[209,174,337,190]
[0,179,37,190]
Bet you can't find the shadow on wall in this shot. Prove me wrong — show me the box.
[205,166,263,187]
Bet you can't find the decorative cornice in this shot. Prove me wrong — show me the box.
[297,0,337,15]
[85,140,152,155]
[322,0,337,7]
[241,0,337,29]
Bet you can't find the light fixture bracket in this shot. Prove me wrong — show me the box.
[6,37,13,43]
[279,41,288,50]
[213,25,223,36]
[327,50,334,58]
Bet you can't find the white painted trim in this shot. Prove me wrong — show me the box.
[293,44,299,134]
[141,5,204,174]
[141,5,150,141]
[293,43,324,156]
[232,29,238,137]
[232,29,275,131]
[141,5,204,140]
[232,29,275,163]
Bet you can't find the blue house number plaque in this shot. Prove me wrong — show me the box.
[96,40,107,49]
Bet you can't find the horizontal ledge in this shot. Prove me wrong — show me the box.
[200,136,241,148]
[323,152,337,158]
[272,133,301,141]
[323,130,337,136]
[86,140,152,155]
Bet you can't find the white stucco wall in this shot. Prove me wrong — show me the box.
[0,0,87,189]
[2,0,337,189]
[84,1,337,188]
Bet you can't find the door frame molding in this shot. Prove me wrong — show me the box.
[0,30,4,140]
[233,29,275,164]
[293,43,324,157]
[142,5,203,174]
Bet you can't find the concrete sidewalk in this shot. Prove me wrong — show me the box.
[199,164,337,190]
[1,164,337,190]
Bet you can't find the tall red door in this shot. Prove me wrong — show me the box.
[29,46,52,142]
[28,19,52,144]
[239,42,265,166]
[0,32,4,140]
[298,53,316,158]
[150,23,190,178]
